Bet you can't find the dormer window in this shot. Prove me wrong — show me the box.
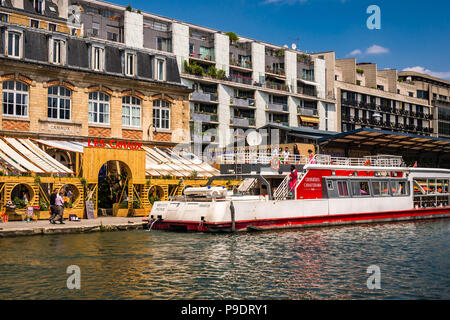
[30,19,39,28]
[34,0,44,14]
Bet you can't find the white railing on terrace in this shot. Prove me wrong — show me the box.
[217,152,309,165]
[203,152,405,168]
[310,154,405,167]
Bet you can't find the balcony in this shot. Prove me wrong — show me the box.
[231,117,256,127]
[230,59,252,70]
[228,74,253,85]
[269,120,289,127]
[230,97,256,108]
[189,52,215,63]
[298,86,317,97]
[264,82,290,92]
[191,91,218,103]
[191,112,219,123]
[265,66,286,77]
[267,103,289,113]
[297,107,318,117]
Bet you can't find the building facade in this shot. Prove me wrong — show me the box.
[333,58,435,137]
[398,71,450,139]
[66,0,337,148]
[0,0,191,147]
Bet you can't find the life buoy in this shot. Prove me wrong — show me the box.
[271,156,280,171]
[364,159,372,166]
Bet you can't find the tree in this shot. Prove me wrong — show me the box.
[225,32,239,44]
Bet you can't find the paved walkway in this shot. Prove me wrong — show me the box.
[0,217,148,237]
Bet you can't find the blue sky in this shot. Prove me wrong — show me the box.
[114,0,450,79]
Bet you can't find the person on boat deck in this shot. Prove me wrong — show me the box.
[279,147,283,162]
[293,144,300,163]
[289,165,298,198]
[282,147,290,164]
[308,149,315,164]
[271,146,279,157]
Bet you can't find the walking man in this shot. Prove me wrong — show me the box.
[55,191,65,224]
[49,188,58,224]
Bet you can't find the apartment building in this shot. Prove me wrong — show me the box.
[68,0,337,148]
[333,58,435,137]
[397,71,450,139]
[0,0,191,147]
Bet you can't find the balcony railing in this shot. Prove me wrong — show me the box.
[230,97,256,108]
[267,103,289,112]
[264,82,290,92]
[265,67,286,76]
[191,112,219,123]
[297,107,318,116]
[189,52,215,62]
[231,117,256,127]
[228,74,253,85]
[230,59,252,69]
[269,121,289,127]
[298,87,317,97]
[191,91,218,102]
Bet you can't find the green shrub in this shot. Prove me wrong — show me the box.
[225,32,239,44]
[207,65,217,78]
[216,69,226,80]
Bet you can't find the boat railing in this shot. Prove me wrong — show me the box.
[310,154,405,167]
[218,152,309,165]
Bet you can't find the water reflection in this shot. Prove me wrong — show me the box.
[0,219,448,299]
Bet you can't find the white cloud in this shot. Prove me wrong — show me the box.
[402,66,450,80]
[348,49,362,56]
[366,45,389,55]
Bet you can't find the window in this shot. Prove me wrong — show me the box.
[107,32,118,42]
[377,85,384,91]
[391,181,408,196]
[126,53,135,76]
[49,23,57,32]
[2,81,28,117]
[153,99,170,130]
[0,14,8,23]
[30,19,39,28]
[88,92,110,124]
[351,181,371,196]
[372,181,390,196]
[34,0,43,14]
[48,86,71,120]
[51,39,62,64]
[408,92,414,97]
[337,181,349,197]
[327,181,334,190]
[156,59,165,81]
[157,38,172,52]
[7,32,21,58]
[92,46,104,71]
[92,23,99,37]
[122,96,141,127]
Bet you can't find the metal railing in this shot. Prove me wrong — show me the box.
[217,152,309,165]
[310,154,405,167]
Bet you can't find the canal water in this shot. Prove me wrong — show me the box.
[0,219,448,300]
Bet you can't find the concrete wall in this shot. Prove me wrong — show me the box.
[314,58,326,99]
[214,32,230,76]
[255,90,268,128]
[124,11,143,49]
[172,22,189,70]
[218,84,233,146]
[336,58,356,84]
[288,96,298,126]
[377,69,398,94]
[285,50,297,93]
[251,42,265,83]
[357,63,377,88]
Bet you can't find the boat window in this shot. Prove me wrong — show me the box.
[337,181,349,197]
[351,181,371,196]
[372,181,390,197]
[327,181,334,190]
[391,181,408,196]
[372,182,381,196]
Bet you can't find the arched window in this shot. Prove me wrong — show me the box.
[122,96,141,127]
[88,91,110,124]
[152,99,170,130]
[48,86,71,120]
[2,80,28,117]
